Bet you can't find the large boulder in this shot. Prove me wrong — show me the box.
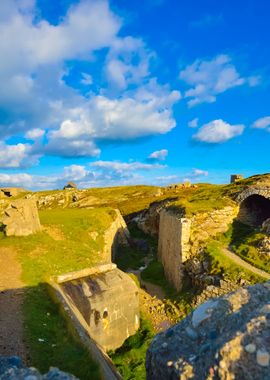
[146,282,270,380]
[2,199,41,237]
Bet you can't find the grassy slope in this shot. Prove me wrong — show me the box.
[0,207,118,379]
[205,222,266,283]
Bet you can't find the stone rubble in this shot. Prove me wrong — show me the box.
[146,282,270,380]
[0,356,78,379]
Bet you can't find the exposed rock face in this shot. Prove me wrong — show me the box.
[2,199,41,237]
[135,198,177,237]
[158,210,191,291]
[157,206,238,290]
[0,355,78,379]
[104,209,130,262]
[146,282,270,380]
[61,266,140,351]
[0,188,26,197]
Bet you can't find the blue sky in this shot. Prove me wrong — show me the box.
[0,0,269,190]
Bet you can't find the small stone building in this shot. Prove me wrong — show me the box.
[230,174,244,184]
[63,181,77,190]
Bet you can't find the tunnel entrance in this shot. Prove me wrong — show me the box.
[238,194,270,227]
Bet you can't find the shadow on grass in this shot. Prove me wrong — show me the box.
[22,283,100,380]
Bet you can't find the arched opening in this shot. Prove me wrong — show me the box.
[238,194,270,227]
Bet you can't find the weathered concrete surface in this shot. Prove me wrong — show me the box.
[60,266,140,351]
[158,210,191,291]
[146,282,270,380]
[2,199,41,237]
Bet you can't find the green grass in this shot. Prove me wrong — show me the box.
[109,316,155,380]
[0,207,119,379]
[24,284,100,379]
[228,221,270,274]
[205,236,265,284]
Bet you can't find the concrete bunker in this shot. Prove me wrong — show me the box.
[53,264,140,352]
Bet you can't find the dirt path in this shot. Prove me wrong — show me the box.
[0,247,28,361]
[222,247,270,280]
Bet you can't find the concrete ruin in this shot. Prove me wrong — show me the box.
[53,264,140,352]
[2,199,41,237]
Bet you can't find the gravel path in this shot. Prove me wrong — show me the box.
[222,247,270,280]
[0,247,28,361]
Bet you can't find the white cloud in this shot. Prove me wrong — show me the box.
[105,36,153,90]
[252,116,270,130]
[63,164,89,180]
[193,119,244,143]
[0,142,39,168]
[180,54,259,107]
[188,118,199,128]
[148,149,168,161]
[190,168,208,177]
[91,160,165,171]
[25,128,45,140]
[46,82,180,156]
[0,0,180,166]
[81,73,93,86]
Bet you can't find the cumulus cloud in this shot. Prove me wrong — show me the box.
[25,128,45,140]
[0,142,40,168]
[180,54,259,107]
[45,82,180,157]
[252,116,270,130]
[105,36,154,90]
[63,164,89,181]
[193,119,244,143]
[148,149,168,161]
[0,0,180,163]
[188,118,199,128]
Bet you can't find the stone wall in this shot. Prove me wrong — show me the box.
[190,206,239,254]
[158,210,191,291]
[157,206,238,291]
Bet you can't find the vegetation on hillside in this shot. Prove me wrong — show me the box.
[0,207,119,379]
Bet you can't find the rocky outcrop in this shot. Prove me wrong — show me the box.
[59,265,140,351]
[146,281,270,380]
[104,209,130,262]
[0,188,26,197]
[0,355,78,379]
[158,210,191,291]
[135,198,177,237]
[2,199,41,237]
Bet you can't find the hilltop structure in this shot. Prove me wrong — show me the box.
[63,181,77,190]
